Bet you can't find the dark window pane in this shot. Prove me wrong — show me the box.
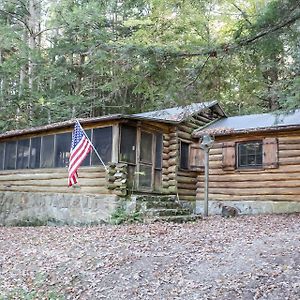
[4,141,16,170]
[91,127,112,165]
[0,143,4,170]
[180,142,189,169]
[140,131,152,163]
[30,137,41,168]
[17,139,30,169]
[41,135,54,168]
[155,133,163,169]
[82,129,91,166]
[120,125,136,163]
[238,141,262,168]
[127,165,136,190]
[55,133,72,168]
[139,164,152,189]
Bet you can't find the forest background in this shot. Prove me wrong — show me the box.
[0,0,299,132]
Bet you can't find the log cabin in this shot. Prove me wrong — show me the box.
[193,109,300,215]
[0,101,225,224]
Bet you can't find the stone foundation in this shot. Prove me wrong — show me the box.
[196,200,300,215]
[0,192,118,226]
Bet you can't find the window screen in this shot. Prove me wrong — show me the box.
[55,132,72,168]
[40,135,54,168]
[81,129,91,166]
[140,131,152,163]
[139,164,152,189]
[30,137,41,168]
[155,133,163,169]
[91,127,112,165]
[237,141,263,168]
[17,139,30,169]
[120,125,136,163]
[0,143,5,170]
[4,141,17,170]
[180,141,189,170]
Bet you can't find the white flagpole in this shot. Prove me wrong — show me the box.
[75,120,108,172]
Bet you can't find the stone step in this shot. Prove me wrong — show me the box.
[135,195,177,202]
[144,214,201,224]
[144,208,192,217]
[142,201,181,210]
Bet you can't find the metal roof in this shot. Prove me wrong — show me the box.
[134,101,224,122]
[194,109,300,137]
[0,101,225,139]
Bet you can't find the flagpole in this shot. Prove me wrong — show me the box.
[75,120,108,172]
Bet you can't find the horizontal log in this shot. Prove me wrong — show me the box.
[209,164,300,175]
[177,183,196,190]
[198,172,300,182]
[197,180,300,189]
[0,166,106,175]
[279,149,300,158]
[209,148,222,155]
[279,137,300,144]
[162,153,170,160]
[208,187,300,196]
[209,154,222,162]
[196,193,300,202]
[279,144,300,150]
[177,170,198,177]
[169,132,178,139]
[177,189,196,196]
[163,141,170,147]
[0,178,107,187]
[0,171,107,181]
[169,144,179,151]
[178,131,191,140]
[178,124,197,132]
[189,117,206,127]
[177,176,197,184]
[178,195,196,201]
[169,150,178,158]
[0,185,109,194]
[279,157,300,165]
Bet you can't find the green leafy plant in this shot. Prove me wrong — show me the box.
[110,207,142,225]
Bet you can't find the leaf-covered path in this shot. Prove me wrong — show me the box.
[0,214,299,299]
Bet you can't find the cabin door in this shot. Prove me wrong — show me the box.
[138,130,154,190]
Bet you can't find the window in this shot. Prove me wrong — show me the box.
[4,141,17,170]
[180,141,190,169]
[17,139,30,169]
[55,133,72,168]
[140,131,153,163]
[81,129,91,166]
[91,127,112,165]
[30,137,41,168]
[155,133,163,169]
[0,143,4,170]
[40,135,55,168]
[120,125,136,163]
[237,141,263,168]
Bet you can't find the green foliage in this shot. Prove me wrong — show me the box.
[110,207,142,225]
[0,0,299,132]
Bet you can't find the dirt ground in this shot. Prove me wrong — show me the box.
[0,214,299,300]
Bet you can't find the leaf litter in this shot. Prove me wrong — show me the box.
[0,214,299,299]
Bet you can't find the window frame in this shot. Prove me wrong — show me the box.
[236,140,263,169]
[179,140,190,170]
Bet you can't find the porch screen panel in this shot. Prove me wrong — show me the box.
[180,141,189,170]
[140,132,152,163]
[155,133,163,169]
[120,125,136,163]
[0,143,4,170]
[91,127,112,165]
[17,139,30,169]
[82,129,91,166]
[40,135,54,168]
[4,141,17,170]
[139,164,152,189]
[55,132,72,168]
[30,137,41,168]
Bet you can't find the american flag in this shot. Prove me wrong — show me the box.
[68,122,92,186]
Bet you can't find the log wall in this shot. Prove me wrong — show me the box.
[177,109,221,200]
[196,132,300,202]
[0,166,109,195]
